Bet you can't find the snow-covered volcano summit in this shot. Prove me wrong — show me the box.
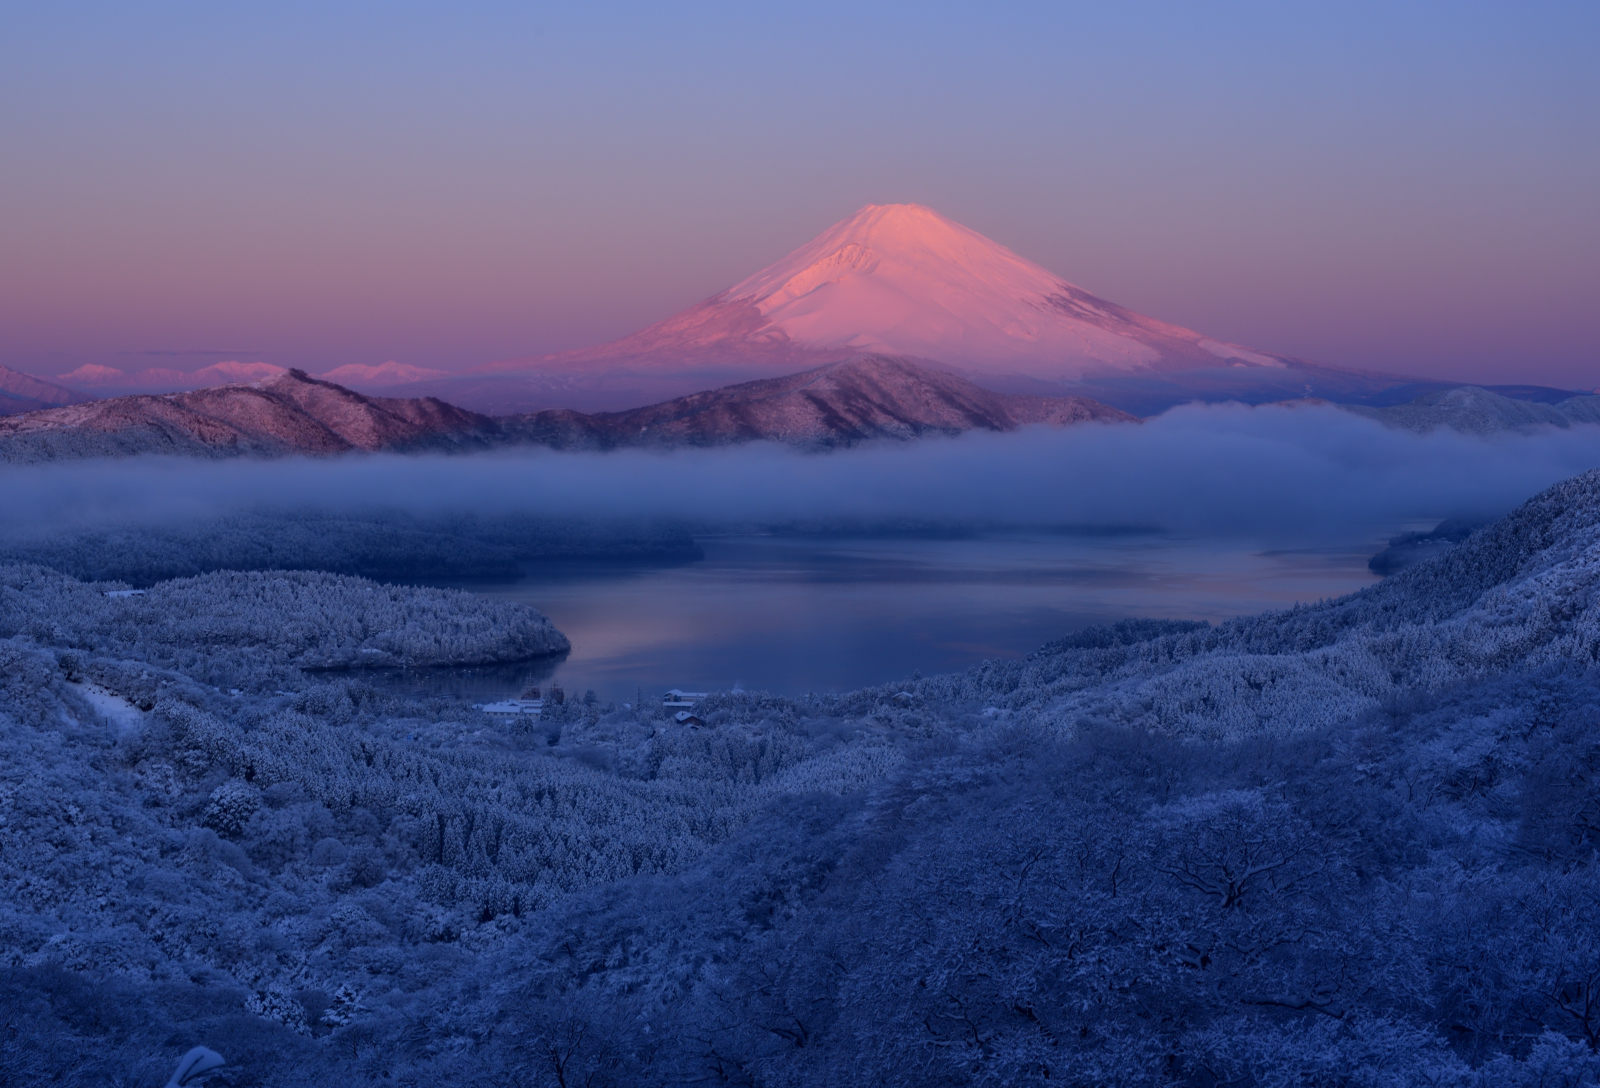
[407,203,1410,413]
[716,202,1271,376]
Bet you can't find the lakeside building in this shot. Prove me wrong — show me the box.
[663,689,708,709]
[477,697,543,717]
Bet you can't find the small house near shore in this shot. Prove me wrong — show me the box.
[663,689,708,709]
[477,698,543,717]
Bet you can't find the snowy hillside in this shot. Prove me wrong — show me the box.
[0,566,569,681]
[508,355,1137,450]
[0,358,1134,462]
[1343,385,1600,434]
[0,370,501,462]
[8,472,1600,1082]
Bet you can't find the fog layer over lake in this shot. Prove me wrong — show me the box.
[5,402,1598,702]
[6,402,1600,542]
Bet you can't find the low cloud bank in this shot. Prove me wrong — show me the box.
[5,403,1600,546]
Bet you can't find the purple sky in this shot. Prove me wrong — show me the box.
[2,2,1595,388]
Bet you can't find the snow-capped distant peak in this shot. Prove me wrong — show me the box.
[729,203,1064,310]
[317,362,448,387]
[59,364,128,386]
[461,202,1313,411]
[197,361,287,384]
[711,202,1235,375]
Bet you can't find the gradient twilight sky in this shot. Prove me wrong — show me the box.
[2,2,1596,388]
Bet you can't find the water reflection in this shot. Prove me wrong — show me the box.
[344,654,568,703]
[369,532,1381,704]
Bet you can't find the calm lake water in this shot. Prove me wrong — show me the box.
[364,532,1383,705]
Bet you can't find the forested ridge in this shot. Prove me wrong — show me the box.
[7,471,1600,1084]
[0,510,701,586]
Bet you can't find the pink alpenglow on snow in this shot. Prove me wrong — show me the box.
[316,362,449,387]
[55,361,288,395]
[438,204,1326,414]
[490,203,1289,382]
[717,203,1281,378]
[191,361,288,384]
[58,364,129,386]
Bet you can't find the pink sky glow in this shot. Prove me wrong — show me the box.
[1,4,1594,390]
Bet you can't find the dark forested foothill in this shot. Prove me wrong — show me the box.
[0,511,701,587]
[1368,517,1488,576]
[8,472,1600,1084]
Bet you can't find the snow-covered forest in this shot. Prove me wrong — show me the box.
[8,471,1600,1085]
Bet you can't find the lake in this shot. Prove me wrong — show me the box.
[362,531,1384,705]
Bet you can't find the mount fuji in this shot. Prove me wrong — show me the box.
[400,203,1421,414]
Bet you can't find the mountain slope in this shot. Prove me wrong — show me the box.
[0,371,499,462]
[1339,385,1600,434]
[0,359,1132,462]
[510,355,1135,449]
[0,364,93,416]
[409,203,1414,413]
[715,203,1247,374]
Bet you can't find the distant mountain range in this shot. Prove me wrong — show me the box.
[32,360,447,404]
[0,358,1133,462]
[7,203,1590,427]
[56,360,289,396]
[5,361,1595,465]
